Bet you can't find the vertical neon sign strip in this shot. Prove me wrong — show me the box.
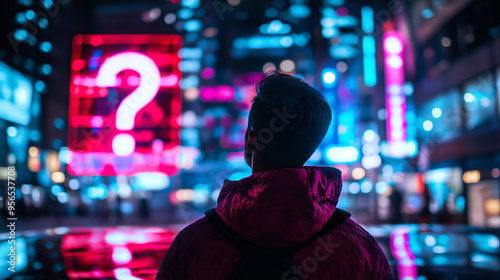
[68,35,182,176]
[383,31,407,157]
[363,35,377,87]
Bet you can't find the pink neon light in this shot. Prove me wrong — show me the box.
[383,31,407,150]
[73,75,178,88]
[112,247,133,264]
[200,86,235,102]
[90,116,104,128]
[390,226,418,280]
[201,67,215,79]
[96,52,161,131]
[67,34,182,176]
[96,52,161,156]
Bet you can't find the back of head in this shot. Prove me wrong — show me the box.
[249,71,332,170]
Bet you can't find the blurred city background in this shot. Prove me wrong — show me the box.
[1,0,500,279]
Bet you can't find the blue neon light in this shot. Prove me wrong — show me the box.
[363,35,377,87]
[361,6,374,33]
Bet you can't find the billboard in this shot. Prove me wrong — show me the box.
[68,35,182,176]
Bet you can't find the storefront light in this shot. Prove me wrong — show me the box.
[51,172,65,183]
[463,170,480,184]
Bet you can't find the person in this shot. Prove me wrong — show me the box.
[156,71,393,279]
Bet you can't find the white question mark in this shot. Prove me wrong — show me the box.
[96,52,161,156]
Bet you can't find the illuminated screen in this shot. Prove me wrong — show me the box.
[68,35,182,176]
[0,61,33,125]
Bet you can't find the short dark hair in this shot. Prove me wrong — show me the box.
[248,71,332,169]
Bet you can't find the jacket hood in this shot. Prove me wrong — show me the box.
[215,166,343,247]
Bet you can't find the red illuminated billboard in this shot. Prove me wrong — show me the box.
[68,34,182,176]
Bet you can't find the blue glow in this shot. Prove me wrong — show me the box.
[280,36,293,47]
[89,53,101,70]
[69,179,79,190]
[362,35,376,55]
[348,182,360,194]
[293,33,308,46]
[375,182,389,194]
[38,18,49,29]
[54,118,64,130]
[181,0,199,9]
[185,20,202,32]
[363,130,376,142]
[464,92,474,102]
[403,82,414,95]
[360,181,373,193]
[35,80,45,92]
[180,47,203,59]
[470,233,500,253]
[233,34,308,49]
[425,235,436,246]
[330,45,359,59]
[0,238,28,279]
[326,15,358,28]
[132,172,170,190]
[407,140,418,157]
[58,192,69,203]
[29,131,40,142]
[326,0,344,5]
[340,33,359,45]
[432,107,442,118]
[88,184,108,199]
[193,184,211,206]
[322,68,337,86]
[15,13,27,24]
[338,108,357,144]
[202,54,216,66]
[39,41,52,52]
[18,0,33,5]
[324,146,360,164]
[422,9,434,18]
[260,20,292,35]
[456,195,465,212]
[423,120,433,131]
[289,5,310,18]
[25,10,35,20]
[438,234,450,245]
[180,75,199,89]
[14,29,29,41]
[59,147,70,163]
[361,6,374,33]
[321,7,336,17]
[7,126,18,137]
[322,27,339,38]
[41,64,52,75]
[229,169,252,181]
[51,185,63,196]
[363,55,377,87]
[41,0,53,9]
[180,60,201,72]
[178,9,194,19]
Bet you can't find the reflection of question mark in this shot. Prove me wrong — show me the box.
[96,52,161,156]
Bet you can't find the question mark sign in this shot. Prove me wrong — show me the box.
[96,52,161,156]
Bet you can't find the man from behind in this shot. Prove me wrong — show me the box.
[156,71,394,279]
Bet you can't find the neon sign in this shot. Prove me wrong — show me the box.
[383,31,407,157]
[68,35,182,175]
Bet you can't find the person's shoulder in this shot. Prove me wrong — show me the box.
[334,218,394,279]
[170,214,235,252]
[171,216,214,247]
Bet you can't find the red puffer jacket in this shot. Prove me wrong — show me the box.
[156,166,394,279]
